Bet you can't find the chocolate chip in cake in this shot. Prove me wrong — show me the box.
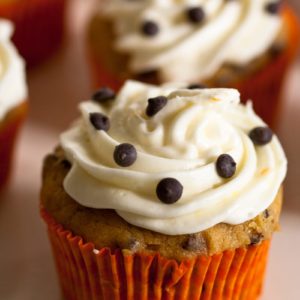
[127,239,140,251]
[114,143,137,167]
[141,21,159,36]
[146,96,168,117]
[249,127,273,145]
[187,7,205,24]
[269,42,285,57]
[265,1,282,14]
[61,159,71,169]
[89,113,110,131]
[264,209,270,219]
[187,83,207,89]
[92,87,115,103]
[216,154,236,179]
[146,244,160,251]
[156,178,183,204]
[182,235,206,251]
[250,233,264,245]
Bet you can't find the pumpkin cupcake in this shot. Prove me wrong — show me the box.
[87,0,300,126]
[41,81,287,299]
[0,0,68,67]
[0,19,27,190]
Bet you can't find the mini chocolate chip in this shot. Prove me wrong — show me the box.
[146,244,160,251]
[114,143,137,167]
[269,43,285,57]
[146,96,168,117]
[61,159,71,169]
[264,209,270,219]
[265,1,282,14]
[89,113,110,131]
[127,239,140,251]
[249,127,273,145]
[216,154,236,179]
[156,178,183,204]
[187,83,207,89]
[92,87,115,103]
[182,235,206,251]
[250,233,264,245]
[187,7,205,24]
[141,21,159,36]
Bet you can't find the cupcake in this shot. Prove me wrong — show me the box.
[0,19,27,190]
[41,81,287,299]
[0,0,68,67]
[87,0,300,126]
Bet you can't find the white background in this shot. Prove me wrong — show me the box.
[0,1,299,299]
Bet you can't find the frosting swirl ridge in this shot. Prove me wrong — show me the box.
[0,19,27,120]
[61,81,287,235]
[101,0,282,82]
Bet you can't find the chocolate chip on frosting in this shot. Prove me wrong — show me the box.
[265,1,282,14]
[146,96,168,117]
[216,154,237,179]
[114,143,137,167]
[187,83,207,89]
[141,20,159,36]
[156,178,183,204]
[249,126,273,145]
[187,7,205,24]
[92,87,115,103]
[89,113,110,131]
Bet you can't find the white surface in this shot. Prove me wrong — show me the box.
[0,0,300,299]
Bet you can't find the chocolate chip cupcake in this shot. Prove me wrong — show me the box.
[87,0,300,125]
[41,81,287,299]
[0,19,27,190]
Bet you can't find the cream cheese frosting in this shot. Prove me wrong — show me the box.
[0,19,27,121]
[61,81,287,235]
[100,0,282,82]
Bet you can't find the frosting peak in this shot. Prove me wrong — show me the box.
[0,19,27,120]
[61,81,287,235]
[101,0,282,82]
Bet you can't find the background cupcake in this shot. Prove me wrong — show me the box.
[0,19,27,190]
[87,0,300,126]
[41,81,287,299]
[0,0,68,67]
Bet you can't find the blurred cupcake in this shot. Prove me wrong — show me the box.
[0,0,68,67]
[0,19,27,190]
[41,81,287,299]
[87,0,300,126]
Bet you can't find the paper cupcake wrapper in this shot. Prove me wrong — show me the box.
[42,208,270,300]
[0,0,67,67]
[0,101,27,189]
[88,6,299,127]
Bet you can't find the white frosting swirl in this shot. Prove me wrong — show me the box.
[61,81,287,235]
[100,0,282,82]
[0,19,27,121]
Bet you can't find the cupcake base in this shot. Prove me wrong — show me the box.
[0,0,68,67]
[42,208,270,300]
[0,101,27,190]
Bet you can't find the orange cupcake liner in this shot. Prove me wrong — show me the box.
[88,6,299,127]
[41,208,271,300]
[0,0,67,67]
[0,101,27,190]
